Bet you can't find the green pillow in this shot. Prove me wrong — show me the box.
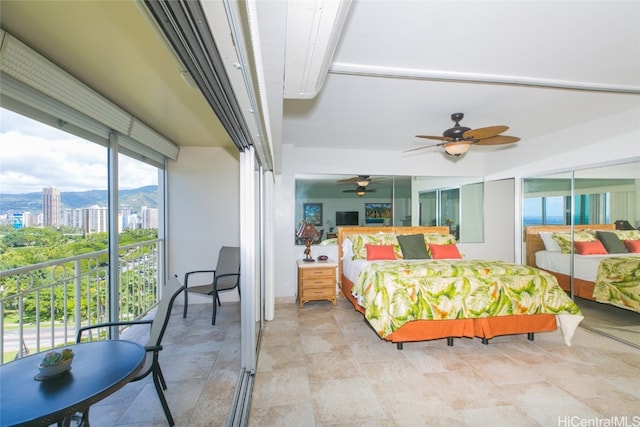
[397,234,430,259]
[596,231,628,254]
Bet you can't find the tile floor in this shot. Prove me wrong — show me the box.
[249,298,640,427]
[88,302,241,427]
[89,298,640,427]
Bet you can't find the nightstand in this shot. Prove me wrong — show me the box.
[296,259,337,308]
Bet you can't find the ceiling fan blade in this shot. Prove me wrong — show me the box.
[343,188,376,193]
[404,141,446,153]
[463,125,509,140]
[474,135,520,145]
[416,135,451,141]
[337,175,371,184]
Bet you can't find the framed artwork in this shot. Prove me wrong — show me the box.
[303,203,323,226]
[365,203,391,223]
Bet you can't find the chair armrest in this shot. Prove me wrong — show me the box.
[214,272,240,280]
[184,270,216,287]
[76,319,153,342]
[213,272,240,285]
[144,344,163,353]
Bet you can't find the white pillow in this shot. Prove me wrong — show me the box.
[539,232,562,252]
[341,238,354,260]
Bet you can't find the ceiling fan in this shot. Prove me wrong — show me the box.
[336,175,380,187]
[342,186,377,196]
[337,175,379,196]
[408,113,520,157]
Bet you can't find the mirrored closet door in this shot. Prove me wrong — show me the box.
[522,161,640,348]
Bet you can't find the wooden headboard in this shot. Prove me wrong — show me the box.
[524,224,615,267]
[337,226,450,282]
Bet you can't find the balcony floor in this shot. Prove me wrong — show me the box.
[88,301,240,426]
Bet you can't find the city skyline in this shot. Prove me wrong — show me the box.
[8,186,159,231]
[0,108,158,194]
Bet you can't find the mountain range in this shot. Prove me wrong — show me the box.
[0,185,158,215]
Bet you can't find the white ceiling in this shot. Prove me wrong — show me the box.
[280,0,640,156]
[1,0,639,174]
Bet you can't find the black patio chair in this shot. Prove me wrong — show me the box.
[76,275,185,426]
[182,246,241,325]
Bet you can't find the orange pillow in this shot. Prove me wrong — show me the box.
[365,244,396,260]
[623,240,640,253]
[574,240,608,255]
[428,243,462,259]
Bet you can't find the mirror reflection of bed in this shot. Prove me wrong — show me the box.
[524,224,640,348]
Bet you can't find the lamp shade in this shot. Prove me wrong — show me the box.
[444,141,472,156]
[296,222,321,239]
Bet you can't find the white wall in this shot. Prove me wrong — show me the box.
[484,109,640,180]
[167,146,241,304]
[273,145,298,301]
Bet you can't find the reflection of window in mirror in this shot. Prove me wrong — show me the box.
[523,163,639,229]
[440,188,460,240]
[416,180,484,243]
[573,162,639,227]
[418,191,437,226]
[522,175,572,226]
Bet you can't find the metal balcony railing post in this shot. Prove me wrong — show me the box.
[75,259,82,339]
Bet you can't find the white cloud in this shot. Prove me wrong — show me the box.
[0,109,158,194]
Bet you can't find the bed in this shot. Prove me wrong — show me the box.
[338,226,583,349]
[524,224,640,313]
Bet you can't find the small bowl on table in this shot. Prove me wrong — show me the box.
[37,349,74,379]
[38,358,73,378]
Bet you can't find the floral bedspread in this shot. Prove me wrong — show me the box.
[593,255,640,313]
[352,259,582,338]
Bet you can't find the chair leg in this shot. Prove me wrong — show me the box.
[157,365,168,390]
[79,409,90,426]
[152,366,175,426]
[212,289,219,325]
[182,291,189,319]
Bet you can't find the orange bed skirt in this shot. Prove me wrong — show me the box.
[540,268,596,301]
[340,276,557,344]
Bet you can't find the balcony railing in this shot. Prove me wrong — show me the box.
[0,239,163,364]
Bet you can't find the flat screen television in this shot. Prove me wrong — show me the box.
[335,211,359,226]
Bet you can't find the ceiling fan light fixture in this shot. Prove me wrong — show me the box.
[356,186,366,196]
[356,179,369,187]
[444,141,472,157]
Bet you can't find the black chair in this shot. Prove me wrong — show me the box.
[182,246,241,325]
[76,276,185,426]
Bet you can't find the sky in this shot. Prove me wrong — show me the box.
[0,108,158,194]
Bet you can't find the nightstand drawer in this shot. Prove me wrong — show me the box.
[301,286,335,299]
[301,277,334,289]
[301,267,334,279]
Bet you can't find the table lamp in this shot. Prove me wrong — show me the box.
[296,222,321,262]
